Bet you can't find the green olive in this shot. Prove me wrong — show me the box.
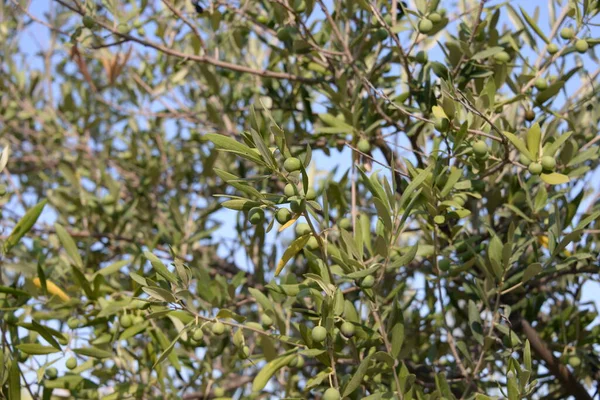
[45,367,58,380]
[528,162,543,175]
[311,326,327,342]
[339,217,352,230]
[415,50,428,64]
[66,357,77,370]
[120,315,133,328]
[357,138,371,153]
[284,183,298,197]
[289,196,306,213]
[275,208,292,224]
[524,109,536,121]
[534,78,548,90]
[438,258,451,271]
[306,236,319,251]
[541,156,556,171]
[295,222,311,236]
[283,157,302,172]
[360,275,375,288]
[340,321,355,338]
[575,39,589,53]
[212,322,226,335]
[248,207,265,225]
[547,43,559,54]
[323,388,341,400]
[493,51,510,63]
[560,27,575,40]
[261,314,273,328]
[418,18,433,34]
[434,117,449,132]
[306,188,317,200]
[472,140,489,157]
[428,12,442,23]
[83,16,95,29]
[192,328,204,341]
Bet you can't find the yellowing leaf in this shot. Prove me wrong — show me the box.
[278,217,297,232]
[526,123,542,160]
[541,172,570,185]
[431,105,447,119]
[33,278,70,302]
[275,235,310,276]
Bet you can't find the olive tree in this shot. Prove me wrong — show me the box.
[1,0,600,399]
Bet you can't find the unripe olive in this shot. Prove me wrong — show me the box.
[547,43,559,54]
[239,345,250,359]
[428,12,442,23]
[434,117,449,132]
[519,153,531,165]
[415,50,428,64]
[283,157,302,172]
[360,275,375,288]
[357,138,371,153]
[418,18,433,34]
[133,315,144,325]
[339,218,352,230]
[568,355,581,368]
[493,51,510,63]
[212,322,226,335]
[277,27,293,42]
[560,27,575,40]
[323,388,341,400]
[524,109,536,121]
[213,387,225,397]
[83,16,95,29]
[472,140,489,157]
[528,162,543,175]
[575,39,589,53]
[534,78,548,90]
[192,328,204,341]
[120,314,133,328]
[294,0,307,13]
[66,357,77,370]
[284,183,298,197]
[289,196,306,213]
[257,15,269,25]
[45,367,58,380]
[374,28,388,41]
[311,326,327,342]
[541,156,556,171]
[248,207,265,225]
[117,24,129,35]
[434,215,446,225]
[340,321,355,338]
[306,236,319,251]
[275,208,292,224]
[438,258,451,271]
[295,222,311,236]
[306,188,317,200]
[289,354,304,368]
[17,351,28,362]
[67,317,80,329]
[261,314,273,328]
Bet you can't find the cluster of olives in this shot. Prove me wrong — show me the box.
[559,27,590,53]
[418,11,443,34]
[522,154,556,176]
[119,312,144,329]
[468,140,490,171]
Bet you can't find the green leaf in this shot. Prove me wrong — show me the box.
[520,6,550,43]
[119,322,148,340]
[0,286,31,298]
[544,131,572,157]
[342,352,394,397]
[471,46,505,60]
[535,81,564,104]
[468,300,483,345]
[252,354,296,392]
[205,133,266,166]
[3,199,47,254]
[142,286,177,303]
[524,340,532,371]
[55,223,83,268]
[502,132,533,160]
[575,210,600,230]
[522,263,542,283]
[16,343,60,355]
[249,287,275,314]
[9,359,20,400]
[391,322,404,359]
[221,199,262,211]
[73,347,113,359]
[526,123,542,160]
[318,113,353,132]
[440,167,462,198]
[275,235,310,276]
[29,321,62,351]
[144,251,178,284]
[540,173,570,185]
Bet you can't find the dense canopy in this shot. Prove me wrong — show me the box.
[1,0,600,399]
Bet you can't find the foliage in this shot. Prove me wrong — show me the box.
[1,0,600,399]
